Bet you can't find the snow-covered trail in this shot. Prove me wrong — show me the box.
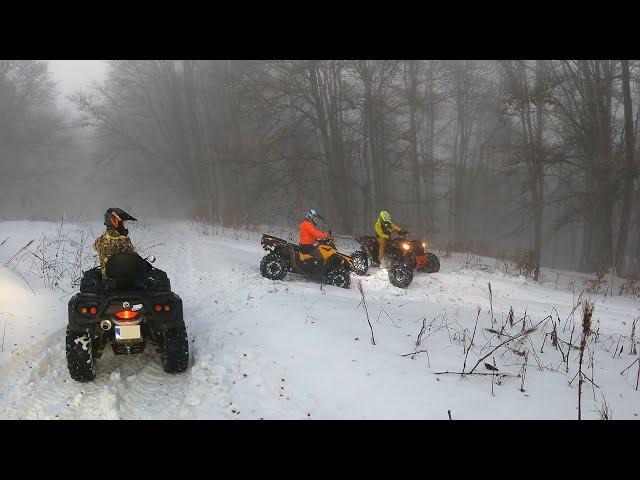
[0,224,308,419]
[0,220,639,419]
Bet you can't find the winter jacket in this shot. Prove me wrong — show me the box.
[93,227,135,277]
[375,217,401,239]
[299,219,328,245]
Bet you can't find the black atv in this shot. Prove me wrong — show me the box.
[66,252,189,382]
[260,233,353,288]
[351,232,440,288]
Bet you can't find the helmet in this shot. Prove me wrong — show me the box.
[305,209,324,225]
[104,208,137,236]
[380,211,391,223]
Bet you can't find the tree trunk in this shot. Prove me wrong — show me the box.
[615,59,636,275]
[533,60,546,280]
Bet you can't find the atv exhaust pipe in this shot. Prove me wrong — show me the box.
[100,320,112,331]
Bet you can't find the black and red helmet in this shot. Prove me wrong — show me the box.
[104,208,137,236]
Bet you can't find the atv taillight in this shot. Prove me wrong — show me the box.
[79,304,99,316]
[115,309,138,320]
[154,304,171,313]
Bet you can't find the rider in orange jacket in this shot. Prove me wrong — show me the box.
[299,209,328,265]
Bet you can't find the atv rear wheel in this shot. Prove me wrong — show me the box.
[424,253,440,273]
[66,328,97,382]
[260,253,287,281]
[326,267,351,289]
[388,261,413,289]
[351,251,368,276]
[161,327,189,373]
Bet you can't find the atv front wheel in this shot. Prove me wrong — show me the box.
[424,253,440,273]
[351,251,368,276]
[260,254,287,281]
[388,261,413,289]
[161,327,189,373]
[326,268,351,289]
[66,328,97,382]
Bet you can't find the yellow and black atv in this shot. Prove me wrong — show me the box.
[260,233,353,288]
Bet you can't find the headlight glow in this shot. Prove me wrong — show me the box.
[402,243,410,250]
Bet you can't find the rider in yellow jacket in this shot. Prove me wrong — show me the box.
[374,211,404,266]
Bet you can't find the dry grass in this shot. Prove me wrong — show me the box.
[584,264,608,294]
[3,219,98,294]
[512,249,537,279]
[619,274,640,299]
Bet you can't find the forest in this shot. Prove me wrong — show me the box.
[2,59,639,277]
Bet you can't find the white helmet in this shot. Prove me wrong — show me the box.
[306,209,324,225]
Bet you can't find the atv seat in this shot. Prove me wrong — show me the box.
[104,253,149,290]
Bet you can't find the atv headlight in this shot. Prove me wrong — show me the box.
[402,243,410,250]
[422,242,427,248]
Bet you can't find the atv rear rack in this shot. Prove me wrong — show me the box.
[261,234,289,246]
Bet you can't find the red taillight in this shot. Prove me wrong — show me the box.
[154,305,162,312]
[115,309,139,320]
[79,305,99,316]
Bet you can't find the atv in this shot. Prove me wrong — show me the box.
[351,232,440,288]
[66,252,189,382]
[260,233,353,288]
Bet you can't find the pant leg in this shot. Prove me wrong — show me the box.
[377,237,386,263]
[299,245,321,261]
[311,247,323,263]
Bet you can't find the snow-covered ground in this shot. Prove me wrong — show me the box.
[0,219,639,419]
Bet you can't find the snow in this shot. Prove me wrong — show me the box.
[0,219,639,419]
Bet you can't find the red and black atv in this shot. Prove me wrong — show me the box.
[351,231,440,288]
[66,253,189,382]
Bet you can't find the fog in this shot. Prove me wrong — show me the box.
[48,60,108,112]
[1,60,639,277]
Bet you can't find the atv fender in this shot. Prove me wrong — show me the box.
[67,292,185,332]
[325,254,351,273]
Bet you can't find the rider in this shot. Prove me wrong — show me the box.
[374,210,406,266]
[93,208,138,278]
[299,209,329,267]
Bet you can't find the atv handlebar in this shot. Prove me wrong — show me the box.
[317,237,336,245]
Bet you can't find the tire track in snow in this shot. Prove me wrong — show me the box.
[1,232,196,418]
[1,228,334,419]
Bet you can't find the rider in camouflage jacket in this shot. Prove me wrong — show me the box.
[93,208,137,278]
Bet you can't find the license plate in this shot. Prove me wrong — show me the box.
[115,325,141,340]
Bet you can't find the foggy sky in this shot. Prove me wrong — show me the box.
[47,60,108,113]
